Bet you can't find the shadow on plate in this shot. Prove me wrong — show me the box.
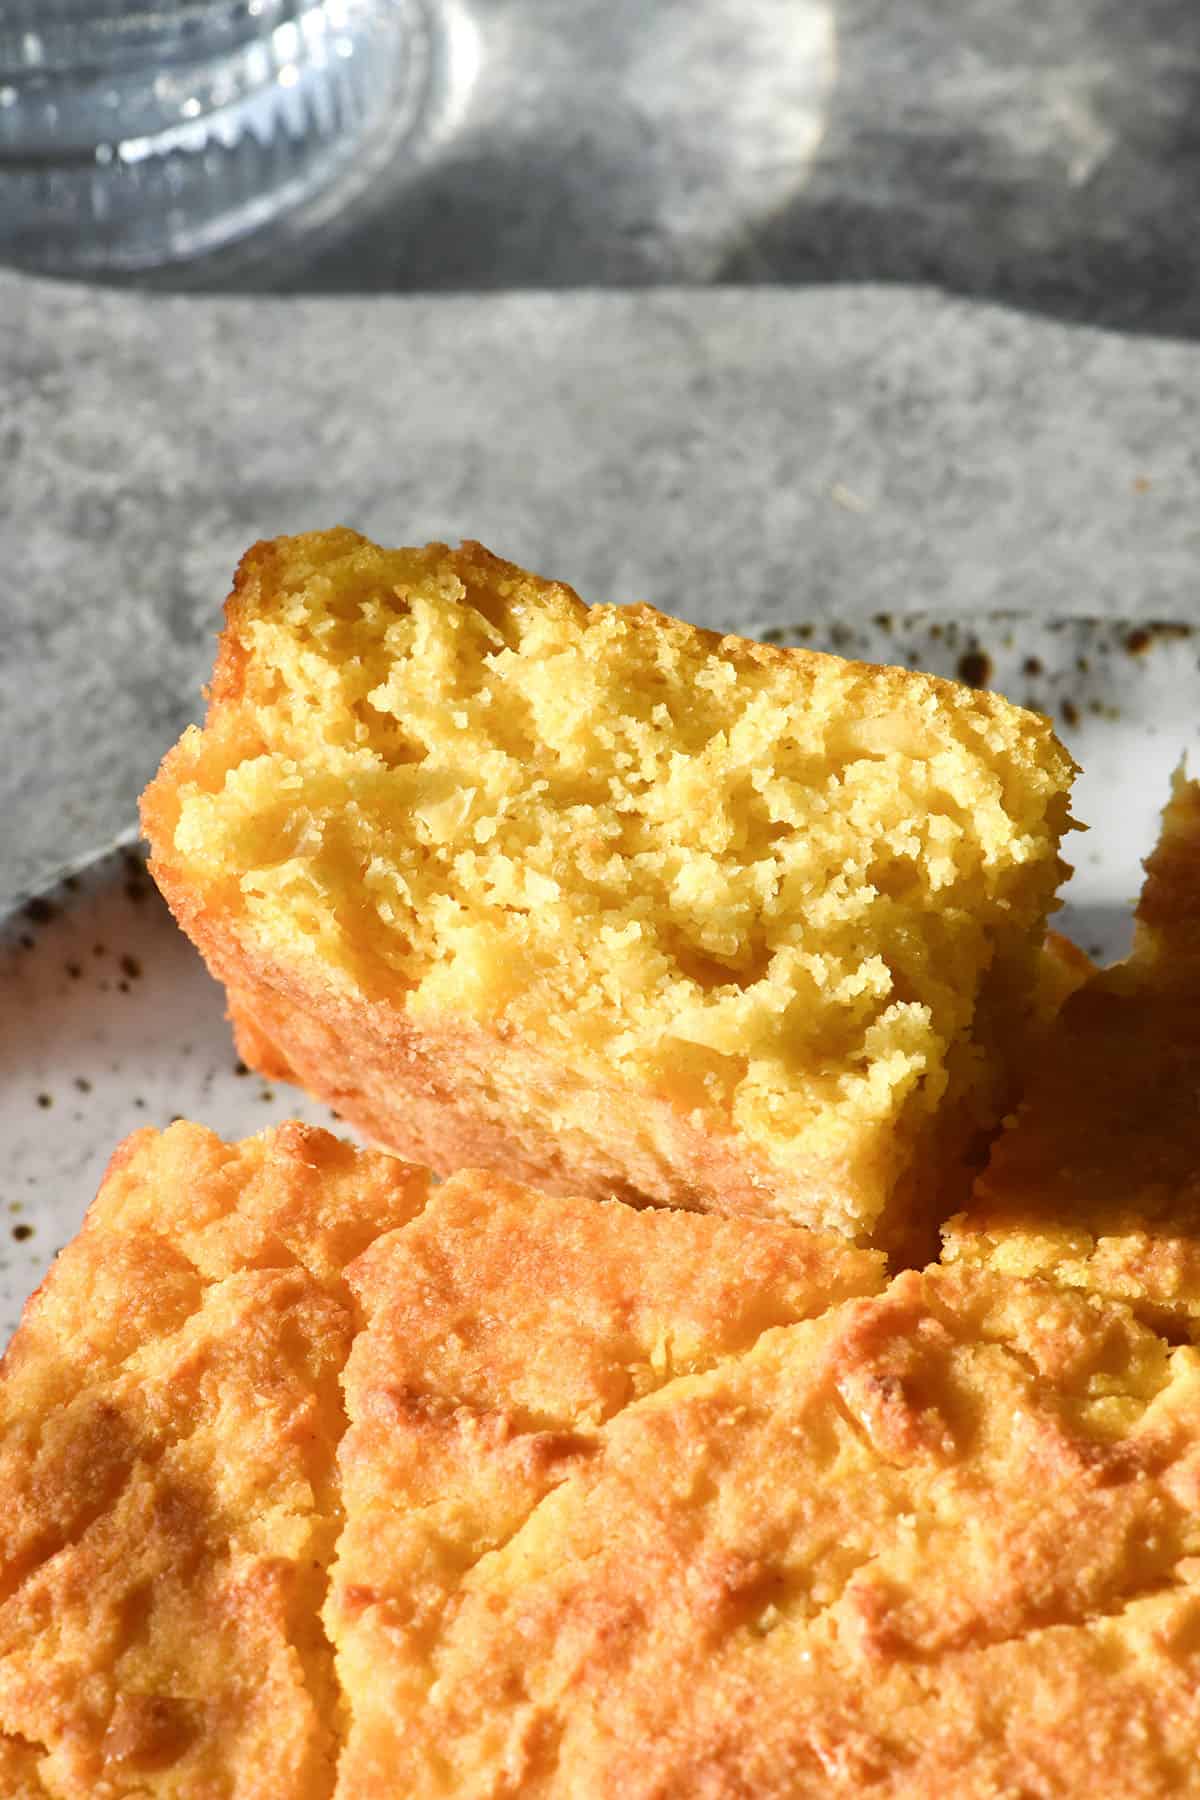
[1053,900,1134,967]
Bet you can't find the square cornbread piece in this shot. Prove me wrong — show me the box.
[142,530,1075,1245]
[0,1122,431,1800]
[7,1126,1200,1798]
[944,772,1200,1333]
[0,1122,882,1799]
[333,1247,1200,1799]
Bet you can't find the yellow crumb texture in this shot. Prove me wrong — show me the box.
[142,530,1074,1240]
[3,1125,1200,1797]
[945,772,1200,1330]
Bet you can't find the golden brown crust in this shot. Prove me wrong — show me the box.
[329,1243,1200,1798]
[0,1733,49,1798]
[0,1122,428,1800]
[4,1124,1200,1795]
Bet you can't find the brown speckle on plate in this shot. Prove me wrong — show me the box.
[956,649,992,689]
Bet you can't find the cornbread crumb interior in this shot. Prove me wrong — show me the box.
[145,530,1075,1241]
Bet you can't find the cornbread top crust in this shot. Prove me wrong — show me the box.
[0,1123,429,1800]
[0,1125,880,1797]
[944,773,1200,1330]
[332,1243,1200,1799]
[6,1124,1200,1796]
[142,530,1075,1240]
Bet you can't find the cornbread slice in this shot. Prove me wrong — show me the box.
[0,1122,430,1800]
[7,1122,1200,1796]
[332,1251,1200,1799]
[0,1123,881,1798]
[141,530,1075,1246]
[944,772,1200,1332]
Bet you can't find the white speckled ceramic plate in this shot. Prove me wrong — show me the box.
[0,843,343,1342]
[2,614,1198,1343]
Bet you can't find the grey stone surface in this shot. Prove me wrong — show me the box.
[104,0,1200,342]
[2,274,1199,907]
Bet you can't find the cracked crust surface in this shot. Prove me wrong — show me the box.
[6,1122,1199,1795]
[944,773,1200,1331]
[331,1246,1200,1798]
[0,1125,878,1796]
[0,1123,429,1799]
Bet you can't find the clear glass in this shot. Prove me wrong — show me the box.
[0,0,436,276]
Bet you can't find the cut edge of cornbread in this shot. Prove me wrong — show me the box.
[142,529,1076,1245]
[943,768,1200,1332]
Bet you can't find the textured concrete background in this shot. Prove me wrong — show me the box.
[162,0,1200,342]
[2,274,1199,908]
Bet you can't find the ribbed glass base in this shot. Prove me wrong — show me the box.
[0,0,435,274]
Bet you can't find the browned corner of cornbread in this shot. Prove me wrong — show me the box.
[944,771,1200,1334]
[330,1250,1200,1797]
[7,1125,1200,1796]
[0,1121,429,1800]
[141,528,1076,1247]
[0,1123,882,1797]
